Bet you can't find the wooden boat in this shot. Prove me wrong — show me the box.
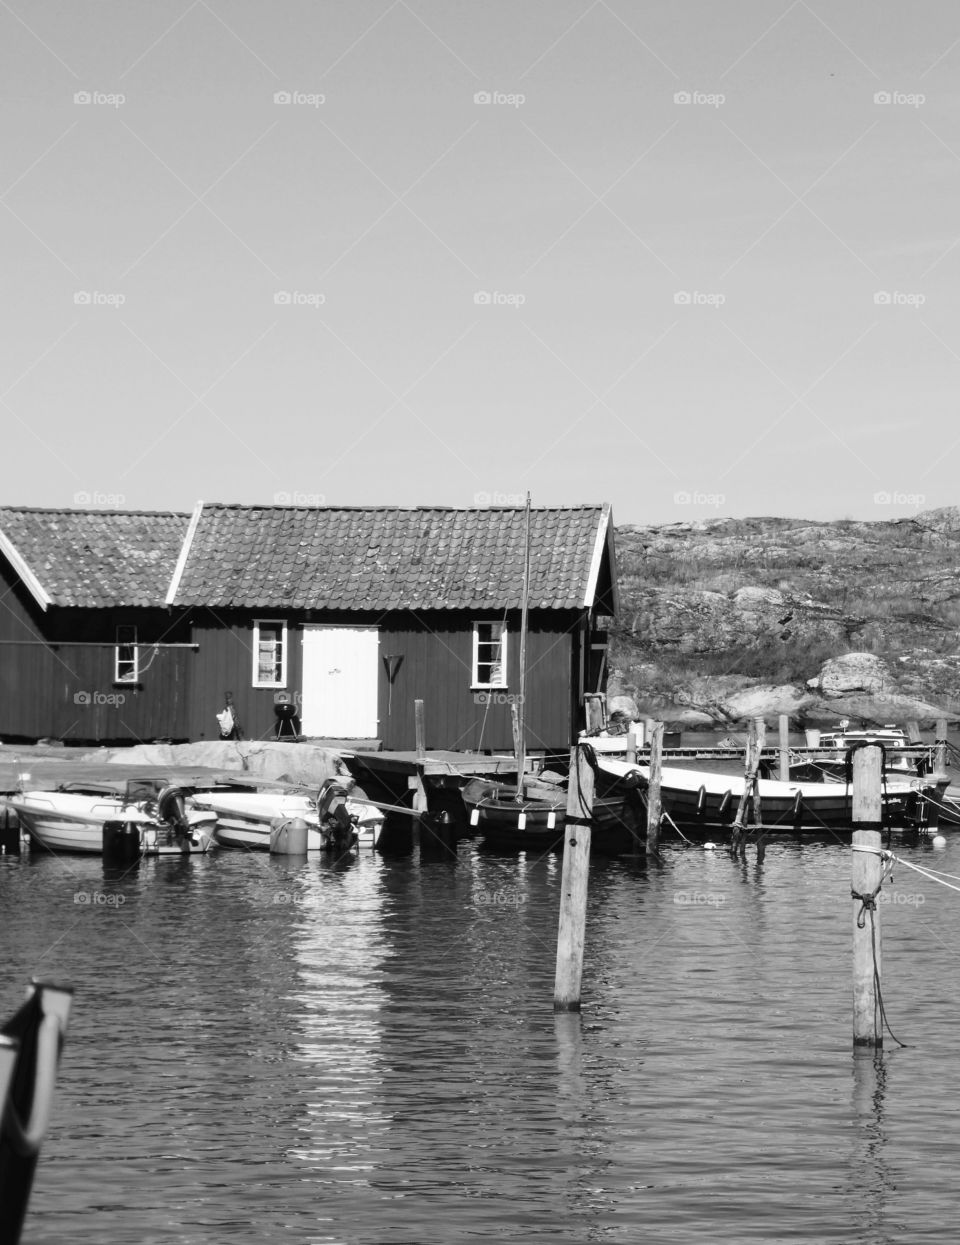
[461,774,641,853]
[7,780,218,856]
[597,756,945,834]
[191,777,384,852]
[0,980,73,1245]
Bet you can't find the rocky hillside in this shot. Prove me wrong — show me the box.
[609,508,960,726]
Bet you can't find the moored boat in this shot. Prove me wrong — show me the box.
[191,777,385,852]
[7,781,217,856]
[597,756,945,835]
[461,774,642,853]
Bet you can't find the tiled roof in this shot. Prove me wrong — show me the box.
[0,508,190,608]
[171,505,612,611]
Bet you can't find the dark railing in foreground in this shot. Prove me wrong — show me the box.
[0,981,73,1245]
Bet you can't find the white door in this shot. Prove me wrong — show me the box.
[300,625,379,737]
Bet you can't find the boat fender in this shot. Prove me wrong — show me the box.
[792,790,803,820]
[718,790,732,815]
[696,785,706,815]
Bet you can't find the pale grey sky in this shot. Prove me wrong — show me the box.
[2,1,958,524]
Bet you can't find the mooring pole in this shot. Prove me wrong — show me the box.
[852,743,883,1048]
[554,745,594,1012]
[646,721,664,856]
[625,731,637,765]
[778,714,790,783]
[414,699,425,762]
[935,717,949,774]
[731,718,760,855]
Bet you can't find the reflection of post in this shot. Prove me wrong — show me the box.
[554,746,593,1012]
[852,743,883,1047]
[850,1050,889,1238]
[646,721,663,855]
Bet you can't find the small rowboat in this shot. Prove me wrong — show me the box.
[460,775,641,853]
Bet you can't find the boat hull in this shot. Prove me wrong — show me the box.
[7,794,217,856]
[461,778,642,853]
[597,758,941,834]
[192,791,384,851]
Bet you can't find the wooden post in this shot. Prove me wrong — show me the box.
[778,714,790,783]
[731,718,760,853]
[935,717,949,774]
[414,699,425,762]
[625,732,637,765]
[646,721,664,855]
[554,746,594,1011]
[852,743,883,1047]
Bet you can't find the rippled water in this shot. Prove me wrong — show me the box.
[3,831,960,1244]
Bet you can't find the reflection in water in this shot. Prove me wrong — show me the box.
[4,839,960,1243]
[849,1051,892,1245]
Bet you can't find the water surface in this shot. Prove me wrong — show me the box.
[3,832,958,1243]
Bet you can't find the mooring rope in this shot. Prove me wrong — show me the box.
[852,844,960,895]
[848,847,909,1047]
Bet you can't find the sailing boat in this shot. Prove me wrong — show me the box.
[460,497,636,851]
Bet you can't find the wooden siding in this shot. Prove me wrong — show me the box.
[0,556,191,741]
[184,608,580,751]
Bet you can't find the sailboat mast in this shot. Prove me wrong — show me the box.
[516,493,531,792]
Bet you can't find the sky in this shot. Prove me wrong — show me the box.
[2,0,959,526]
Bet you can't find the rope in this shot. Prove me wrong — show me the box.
[848,848,908,1046]
[853,845,960,895]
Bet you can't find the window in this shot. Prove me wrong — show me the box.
[253,620,286,687]
[115,625,138,684]
[472,620,507,688]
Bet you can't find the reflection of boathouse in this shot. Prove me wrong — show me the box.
[0,503,617,751]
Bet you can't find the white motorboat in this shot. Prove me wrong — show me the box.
[192,777,385,852]
[8,782,218,856]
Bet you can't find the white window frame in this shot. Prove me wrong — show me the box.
[115,625,139,684]
[253,619,287,688]
[472,619,507,689]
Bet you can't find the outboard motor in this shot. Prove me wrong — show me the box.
[156,786,191,846]
[316,779,359,854]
